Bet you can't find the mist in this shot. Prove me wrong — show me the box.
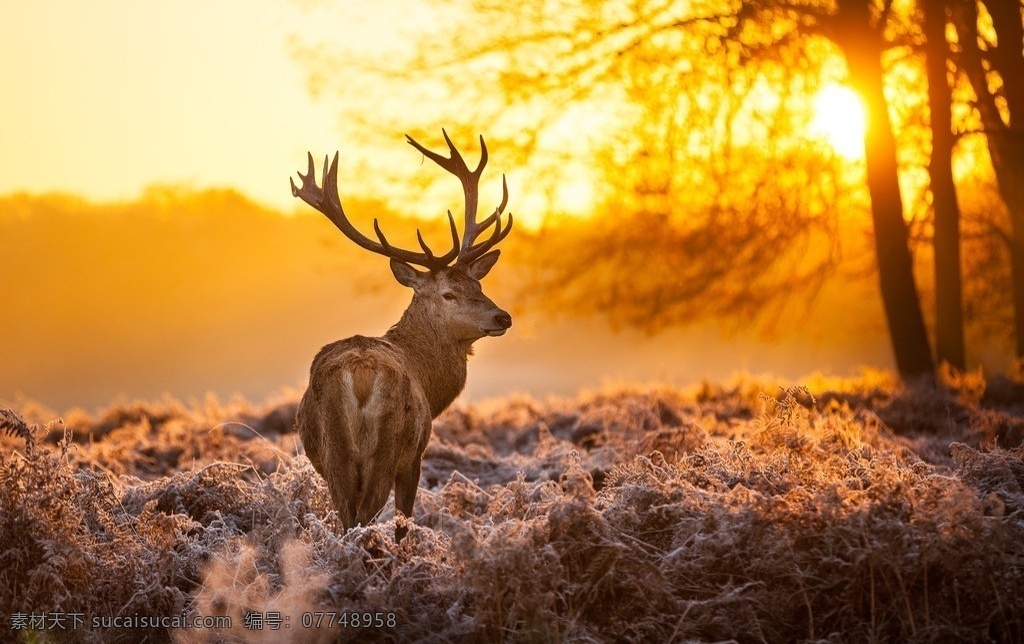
[0,189,906,413]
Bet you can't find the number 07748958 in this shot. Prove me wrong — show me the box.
[300,611,397,629]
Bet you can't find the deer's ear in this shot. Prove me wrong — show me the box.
[466,250,500,280]
[390,259,425,288]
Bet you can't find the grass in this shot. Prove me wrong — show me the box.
[2,369,1023,643]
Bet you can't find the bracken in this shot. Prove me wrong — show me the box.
[1,371,1022,642]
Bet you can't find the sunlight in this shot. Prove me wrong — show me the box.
[555,173,597,217]
[810,84,867,160]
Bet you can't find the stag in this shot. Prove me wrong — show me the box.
[290,130,512,540]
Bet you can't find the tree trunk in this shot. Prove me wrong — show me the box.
[925,0,966,369]
[834,0,936,379]
[955,0,1024,356]
[983,0,1024,357]
[989,135,1024,358]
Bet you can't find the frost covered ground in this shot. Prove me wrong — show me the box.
[2,369,1023,642]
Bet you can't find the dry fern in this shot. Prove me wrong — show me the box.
[2,375,1023,642]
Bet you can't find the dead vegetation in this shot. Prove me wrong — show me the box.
[2,369,1023,643]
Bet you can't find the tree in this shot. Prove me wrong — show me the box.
[827,0,935,377]
[296,0,942,378]
[924,0,967,368]
[951,0,1024,358]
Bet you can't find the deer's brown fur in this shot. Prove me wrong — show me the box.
[291,132,512,540]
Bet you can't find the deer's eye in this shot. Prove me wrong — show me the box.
[442,292,458,302]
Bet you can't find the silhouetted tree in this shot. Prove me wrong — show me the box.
[951,0,1024,357]
[296,0,944,378]
[828,0,935,377]
[924,0,966,368]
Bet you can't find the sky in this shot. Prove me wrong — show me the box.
[0,0,868,217]
[0,0,409,212]
[2,0,965,411]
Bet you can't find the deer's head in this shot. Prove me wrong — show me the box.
[291,130,513,342]
[389,253,510,341]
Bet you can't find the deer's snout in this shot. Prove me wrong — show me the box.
[495,311,512,329]
[486,310,512,336]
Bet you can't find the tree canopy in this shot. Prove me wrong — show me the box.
[292,0,1024,374]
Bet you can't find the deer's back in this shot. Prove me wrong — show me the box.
[296,335,430,477]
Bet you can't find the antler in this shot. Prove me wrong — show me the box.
[292,131,511,271]
[406,129,513,266]
[291,152,460,271]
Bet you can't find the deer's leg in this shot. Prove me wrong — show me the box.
[354,454,395,527]
[394,459,422,542]
[354,488,390,527]
[324,462,359,530]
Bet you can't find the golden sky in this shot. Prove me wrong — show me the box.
[0,0,916,412]
[0,0,434,212]
[0,0,871,217]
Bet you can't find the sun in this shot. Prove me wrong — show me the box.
[809,84,867,160]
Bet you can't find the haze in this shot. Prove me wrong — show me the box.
[0,0,422,211]
[2,0,1014,413]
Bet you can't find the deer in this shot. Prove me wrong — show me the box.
[290,130,513,541]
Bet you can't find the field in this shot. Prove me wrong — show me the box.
[2,369,1023,643]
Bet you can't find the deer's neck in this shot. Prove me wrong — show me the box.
[384,308,473,419]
